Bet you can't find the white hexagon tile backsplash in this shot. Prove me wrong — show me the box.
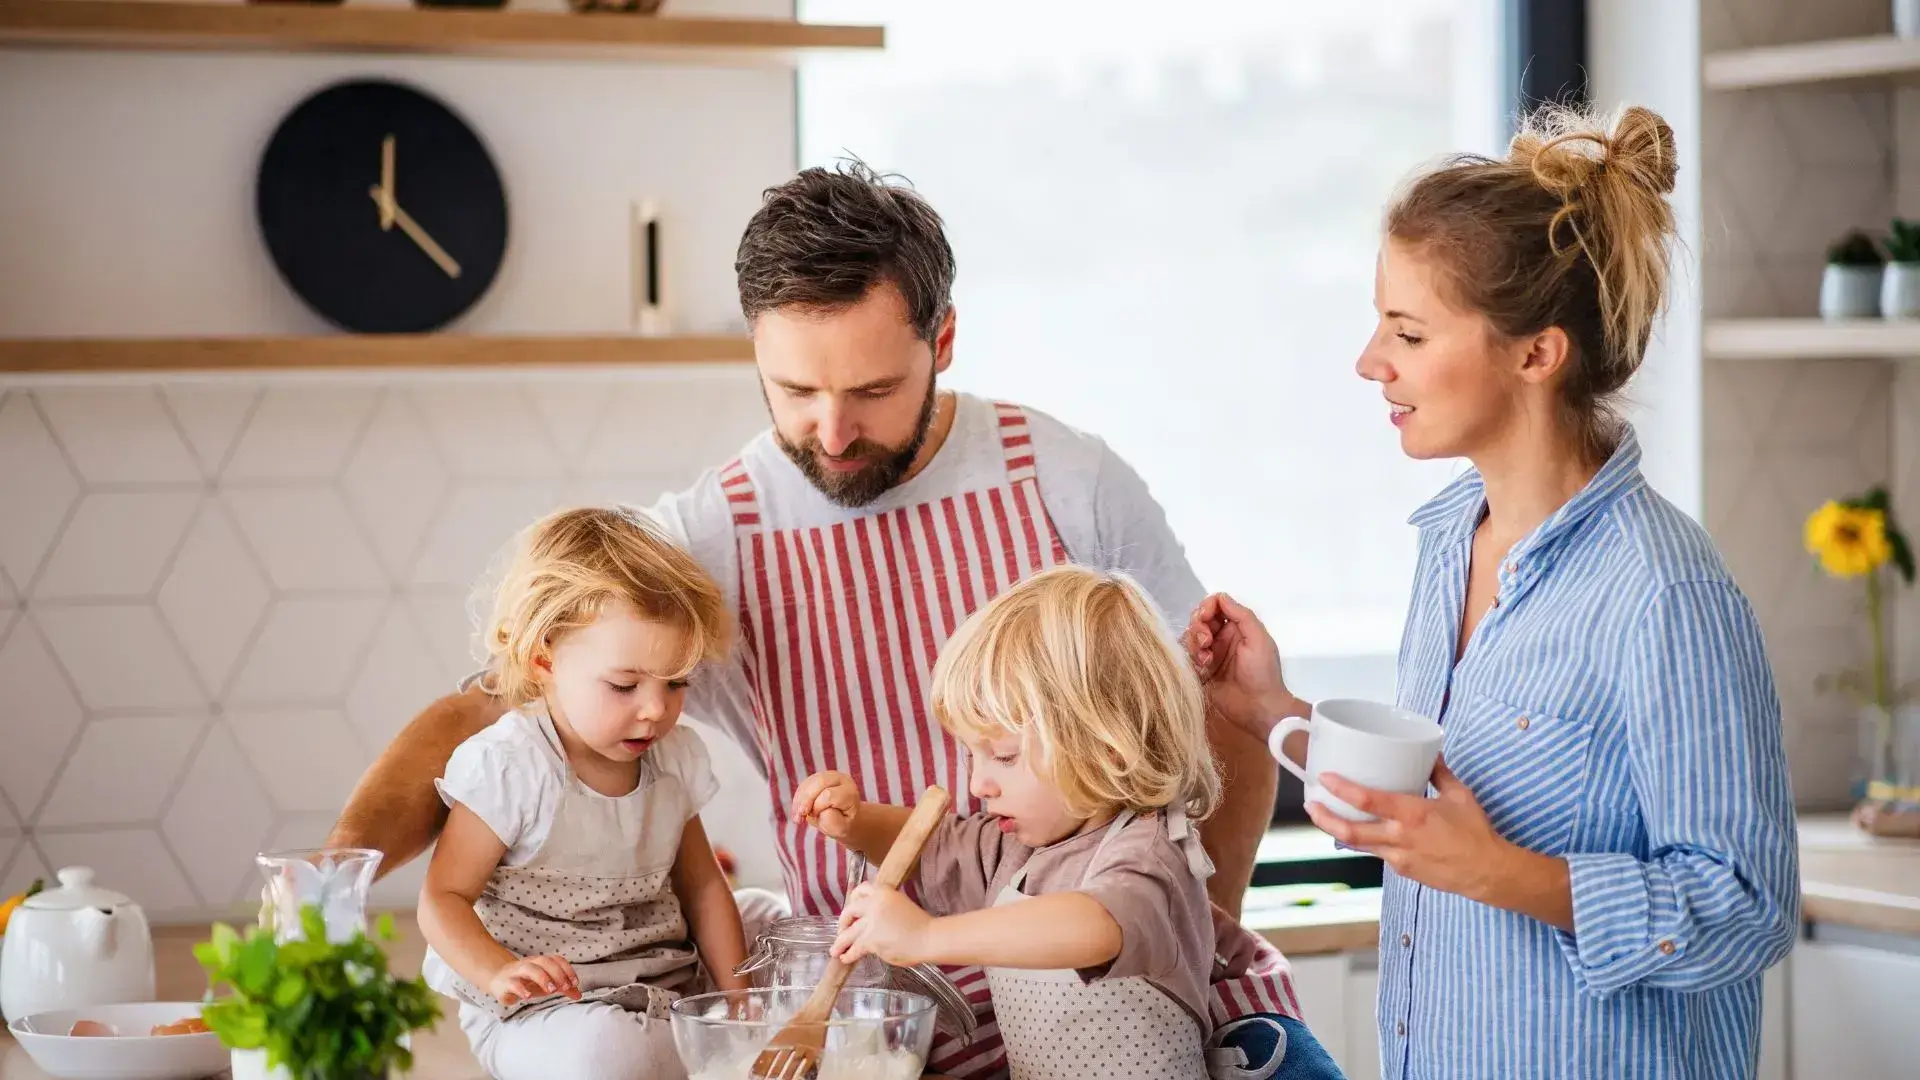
[0,368,771,921]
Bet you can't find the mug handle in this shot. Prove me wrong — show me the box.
[1266,715,1312,784]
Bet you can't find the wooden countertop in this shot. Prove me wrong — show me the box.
[6,815,1916,1076]
[1797,813,1920,937]
[1243,812,1920,957]
[2,921,484,1080]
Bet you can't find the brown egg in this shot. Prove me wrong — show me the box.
[148,1017,209,1036]
[68,1019,116,1037]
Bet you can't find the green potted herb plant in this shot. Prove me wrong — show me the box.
[1883,218,1920,318]
[196,905,439,1080]
[1822,228,1884,319]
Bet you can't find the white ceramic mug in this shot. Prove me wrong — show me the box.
[1268,699,1444,822]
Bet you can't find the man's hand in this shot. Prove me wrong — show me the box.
[831,881,935,967]
[488,954,581,1007]
[1185,592,1307,742]
[791,771,861,841]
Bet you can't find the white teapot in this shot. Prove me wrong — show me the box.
[0,866,155,1022]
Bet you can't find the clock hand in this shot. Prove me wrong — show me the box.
[368,185,462,279]
[379,134,395,231]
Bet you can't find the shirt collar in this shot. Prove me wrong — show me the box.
[1406,426,1645,555]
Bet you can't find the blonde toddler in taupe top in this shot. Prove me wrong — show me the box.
[792,564,1223,1080]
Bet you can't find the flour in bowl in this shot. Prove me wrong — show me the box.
[685,1047,925,1080]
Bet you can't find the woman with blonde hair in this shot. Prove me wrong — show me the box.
[792,564,1249,1080]
[1191,104,1799,1078]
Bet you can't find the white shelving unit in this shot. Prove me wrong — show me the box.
[1706,34,1920,90]
[1705,319,1920,361]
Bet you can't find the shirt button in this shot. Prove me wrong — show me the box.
[1400,933,1413,947]
[1504,563,1517,576]
[1659,940,1676,955]
[1396,1021,1407,1037]
[1490,595,1501,608]
[1516,716,1530,731]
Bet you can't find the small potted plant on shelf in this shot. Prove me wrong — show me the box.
[1822,229,1884,319]
[196,904,440,1080]
[1883,218,1920,318]
[1805,487,1920,837]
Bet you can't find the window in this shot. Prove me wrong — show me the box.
[798,0,1511,708]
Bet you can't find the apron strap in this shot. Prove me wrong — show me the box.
[526,702,573,778]
[1165,803,1216,881]
[992,401,1041,485]
[1005,809,1139,894]
[719,458,762,533]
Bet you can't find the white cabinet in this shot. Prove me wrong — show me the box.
[1757,959,1787,1080]
[1284,951,1381,1080]
[1789,936,1920,1079]
[1342,960,1381,1079]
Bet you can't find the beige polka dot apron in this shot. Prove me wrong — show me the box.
[447,709,705,1023]
[984,810,1209,1080]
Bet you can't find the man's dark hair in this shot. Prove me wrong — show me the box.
[734,160,956,345]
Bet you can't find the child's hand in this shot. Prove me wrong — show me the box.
[831,882,934,968]
[791,771,860,840]
[488,954,582,1006]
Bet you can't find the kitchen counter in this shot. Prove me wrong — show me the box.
[1798,813,1920,937]
[6,814,1914,1077]
[2,920,486,1080]
[1242,812,1920,958]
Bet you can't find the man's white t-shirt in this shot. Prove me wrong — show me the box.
[636,392,1206,776]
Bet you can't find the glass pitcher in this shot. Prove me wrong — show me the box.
[734,915,977,1043]
[255,847,382,944]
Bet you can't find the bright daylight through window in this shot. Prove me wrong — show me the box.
[799,0,1507,703]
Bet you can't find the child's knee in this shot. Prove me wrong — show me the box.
[557,1006,684,1080]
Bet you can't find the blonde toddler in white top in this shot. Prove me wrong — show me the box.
[417,507,748,1080]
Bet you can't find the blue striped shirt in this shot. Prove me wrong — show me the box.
[1377,429,1800,1079]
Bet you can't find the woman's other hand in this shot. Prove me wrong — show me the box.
[1185,592,1308,743]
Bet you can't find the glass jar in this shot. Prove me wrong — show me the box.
[734,915,977,1043]
[255,847,381,945]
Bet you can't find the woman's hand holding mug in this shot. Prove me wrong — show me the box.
[1309,760,1544,914]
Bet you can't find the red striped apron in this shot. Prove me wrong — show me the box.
[724,401,1299,1079]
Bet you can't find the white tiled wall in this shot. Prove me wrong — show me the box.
[0,370,782,921]
[1702,0,1904,807]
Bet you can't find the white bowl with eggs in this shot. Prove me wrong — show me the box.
[7,1001,226,1080]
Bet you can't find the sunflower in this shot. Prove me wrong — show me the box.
[1805,501,1893,579]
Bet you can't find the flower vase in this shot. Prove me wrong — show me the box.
[1900,0,1920,39]
[1854,704,1920,837]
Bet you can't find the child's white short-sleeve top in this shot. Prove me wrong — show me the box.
[433,709,719,866]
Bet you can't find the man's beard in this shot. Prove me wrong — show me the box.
[774,379,938,509]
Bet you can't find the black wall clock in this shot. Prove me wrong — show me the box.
[256,79,509,334]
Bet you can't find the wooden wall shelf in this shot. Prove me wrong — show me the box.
[1705,34,1920,90]
[0,0,884,63]
[0,334,756,372]
[1705,319,1920,361]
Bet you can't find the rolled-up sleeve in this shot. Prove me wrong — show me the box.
[1556,581,1800,996]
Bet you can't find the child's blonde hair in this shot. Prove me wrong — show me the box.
[930,565,1221,821]
[477,507,730,707]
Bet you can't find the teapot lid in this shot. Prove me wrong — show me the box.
[23,866,136,911]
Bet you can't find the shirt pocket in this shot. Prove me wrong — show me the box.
[1444,692,1594,855]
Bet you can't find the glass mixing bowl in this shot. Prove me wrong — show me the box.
[670,987,936,1080]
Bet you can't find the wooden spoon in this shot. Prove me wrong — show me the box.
[750,785,951,1080]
